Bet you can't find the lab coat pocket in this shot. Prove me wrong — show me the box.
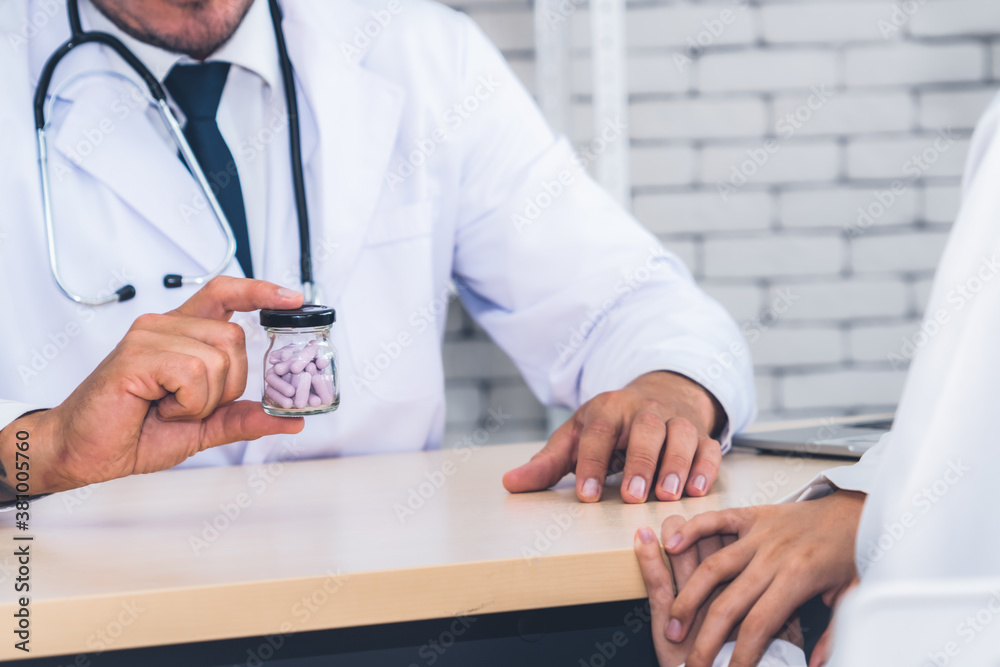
[341,200,445,403]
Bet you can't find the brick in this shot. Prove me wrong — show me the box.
[760,2,895,44]
[754,374,776,414]
[656,237,699,274]
[767,279,909,320]
[844,43,984,87]
[506,57,536,97]
[699,50,837,93]
[924,184,962,224]
[629,98,767,140]
[749,326,843,366]
[913,277,935,312]
[782,369,906,410]
[464,10,535,52]
[574,53,692,95]
[700,141,841,185]
[634,190,772,234]
[445,384,484,425]
[701,284,765,322]
[845,135,970,180]
[630,146,697,187]
[851,231,950,273]
[443,340,522,379]
[488,383,547,421]
[909,0,1000,37]
[779,186,919,229]
[705,236,844,278]
[919,88,997,131]
[849,321,922,363]
[568,5,757,51]
[770,90,913,137]
[629,4,757,50]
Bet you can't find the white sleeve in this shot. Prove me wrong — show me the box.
[780,433,891,502]
[0,401,43,434]
[678,638,807,667]
[448,17,755,450]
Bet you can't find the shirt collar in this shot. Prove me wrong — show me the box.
[81,0,281,92]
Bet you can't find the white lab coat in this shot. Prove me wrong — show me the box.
[783,91,1000,662]
[0,0,754,466]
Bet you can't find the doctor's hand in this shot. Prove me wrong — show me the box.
[0,277,305,495]
[660,491,863,667]
[503,371,724,503]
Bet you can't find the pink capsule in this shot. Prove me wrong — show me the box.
[315,355,330,370]
[293,372,312,409]
[265,372,296,398]
[269,345,297,364]
[311,373,334,405]
[305,362,317,375]
[264,386,293,409]
[272,361,291,376]
[289,341,319,374]
[308,394,322,407]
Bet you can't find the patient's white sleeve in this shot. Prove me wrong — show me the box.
[678,638,806,666]
[779,433,890,503]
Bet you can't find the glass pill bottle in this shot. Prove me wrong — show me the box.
[259,306,339,416]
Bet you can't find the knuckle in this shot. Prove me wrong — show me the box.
[180,354,209,379]
[665,451,692,468]
[585,418,618,438]
[131,313,165,331]
[632,410,664,431]
[223,322,246,349]
[668,418,698,440]
[626,450,659,471]
[708,596,739,625]
[578,453,610,469]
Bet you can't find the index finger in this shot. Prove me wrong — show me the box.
[664,509,752,554]
[171,276,303,321]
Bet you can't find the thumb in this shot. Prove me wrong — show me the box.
[502,418,576,493]
[200,401,304,449]
[808,625,834,667]
[171,276,303,321]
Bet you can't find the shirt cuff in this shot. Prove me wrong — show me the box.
[780,432,891,503]
[679,638,807,666]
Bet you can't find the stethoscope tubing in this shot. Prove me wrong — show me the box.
[34,0,315,306]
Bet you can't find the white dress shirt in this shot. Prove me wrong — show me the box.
[82,0,288,279]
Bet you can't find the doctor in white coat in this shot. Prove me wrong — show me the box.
[0,0,754,502]
[633,91,1000,666]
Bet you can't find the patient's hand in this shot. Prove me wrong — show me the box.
[635,516,805,667]
[635,516,729,667]
[658,492,862,666]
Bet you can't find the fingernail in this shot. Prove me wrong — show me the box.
[638,526,655,544]
[627,476,646,500]
[665,533,682,551]
[581,478,601,500]
[692,474,708,493]
[662,473,680,496]
[666,619,683,642]
[277,287,302,299]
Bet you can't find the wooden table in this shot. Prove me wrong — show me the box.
[0,438,853,663]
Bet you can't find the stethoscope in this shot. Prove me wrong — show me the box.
[34,0,316,306]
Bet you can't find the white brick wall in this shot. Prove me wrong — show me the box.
[440,0,999,442]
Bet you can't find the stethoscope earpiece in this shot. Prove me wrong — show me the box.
[116,285,136,302]
[163,275,183,288]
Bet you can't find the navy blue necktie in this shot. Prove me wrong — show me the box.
[164,62,254,278]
